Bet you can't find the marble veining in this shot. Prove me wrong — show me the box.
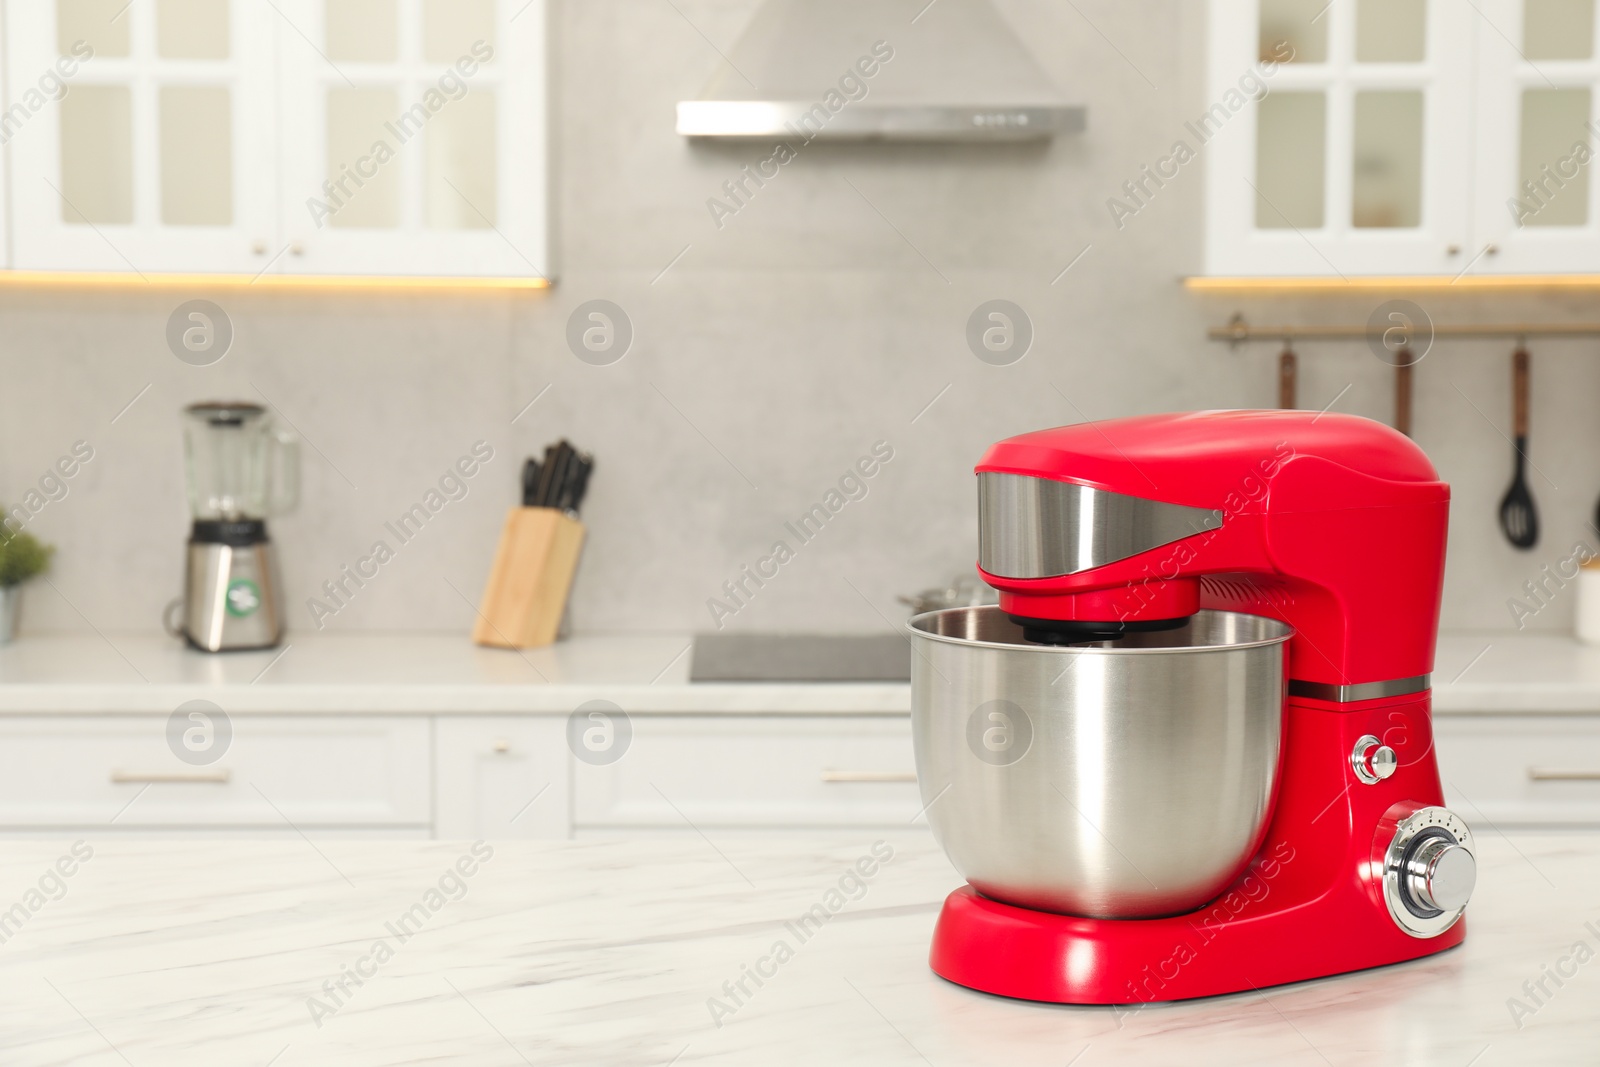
[0,833,1597,1064]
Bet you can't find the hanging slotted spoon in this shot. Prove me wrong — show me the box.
[1498,344,1539,549]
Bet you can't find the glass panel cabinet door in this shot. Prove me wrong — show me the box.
[4,0,277,273]
[273,0,548,278]
[1205,0,1474,275]
[1474,0,1600,271]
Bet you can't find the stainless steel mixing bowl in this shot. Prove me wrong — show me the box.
[908,606,1291,918]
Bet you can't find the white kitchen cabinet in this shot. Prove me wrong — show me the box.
[6,707,1600,837]
[1,0,548,279]
[434,716,570,839]
[4,0,278,273]
[272,0,549,278]
[1205,0,1600,275]
[0,708,928,840]
[0,715,431,830]
[1472,0,1600,272]
[1437,714,1600,827]
[572,715,923,833]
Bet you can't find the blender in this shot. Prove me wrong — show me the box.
[168,402,299,652]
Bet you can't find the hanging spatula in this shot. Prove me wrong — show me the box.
[1498,344,1539,549]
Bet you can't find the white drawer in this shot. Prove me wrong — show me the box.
[1437,716,1600,826]
[573,715,920,829]
[434,717,571,839]
[0,716,430,828]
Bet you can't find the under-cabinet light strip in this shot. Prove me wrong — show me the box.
[1186,275,1600,293]
[1210,316,1600,343]
[0,271,551,292]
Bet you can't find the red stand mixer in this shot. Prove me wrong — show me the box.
[907,410,1474,1004]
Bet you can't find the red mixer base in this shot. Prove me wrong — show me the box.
[929,883,1463,1004]
[931,692,1468,1003]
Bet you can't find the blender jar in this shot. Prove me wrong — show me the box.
[182,402,299,521]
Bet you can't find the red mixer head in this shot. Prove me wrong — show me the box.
[976,410,1449,689]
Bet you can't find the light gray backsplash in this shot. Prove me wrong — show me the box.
[3,0,1596,638]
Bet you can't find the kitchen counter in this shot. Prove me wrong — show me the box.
[1,833,1595,1065]
[0,631,907,713]
[1434,632,1600,713]
[0,629,1593,714]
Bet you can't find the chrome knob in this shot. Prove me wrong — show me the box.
[1351,734,1397,784]
[1377,805,1474,937]
[1405,837,1476,912]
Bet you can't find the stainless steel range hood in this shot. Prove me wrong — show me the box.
[676,0,1085,142]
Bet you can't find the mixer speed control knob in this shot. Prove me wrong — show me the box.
[1404,837,1476,913]
[1351,734,1398,784]
[1376,805,1475,938]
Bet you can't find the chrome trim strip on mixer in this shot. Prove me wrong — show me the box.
[1288,674,1432,703]
[977,472,1223,579]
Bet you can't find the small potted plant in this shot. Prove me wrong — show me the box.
[0,526,53,644]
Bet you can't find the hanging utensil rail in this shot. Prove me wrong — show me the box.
[1210,315,1600,346]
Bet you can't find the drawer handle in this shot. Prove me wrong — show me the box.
[111,769,232,785]
[820,770,917,784]
[1528,768,1600,782]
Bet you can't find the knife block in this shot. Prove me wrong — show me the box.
[472,507,585,649]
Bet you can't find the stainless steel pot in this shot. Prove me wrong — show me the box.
[897,573,999,615]
[908,606,1291,918]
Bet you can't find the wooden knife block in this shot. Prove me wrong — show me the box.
[472,507,585,649]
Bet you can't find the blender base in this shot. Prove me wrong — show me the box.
[929,881,1464,1004]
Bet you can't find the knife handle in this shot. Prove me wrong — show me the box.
[522,458,540,507]
[566,455,593,514]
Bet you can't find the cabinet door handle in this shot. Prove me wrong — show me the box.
[820,770,917,783]
[1527,768,1600,781]
[110,769,232,785]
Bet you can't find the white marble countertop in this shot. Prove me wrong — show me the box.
[0,631,907,714]
[1434,632,1600,713]
[0,833,1594,1065]
[0,629,1595,715]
